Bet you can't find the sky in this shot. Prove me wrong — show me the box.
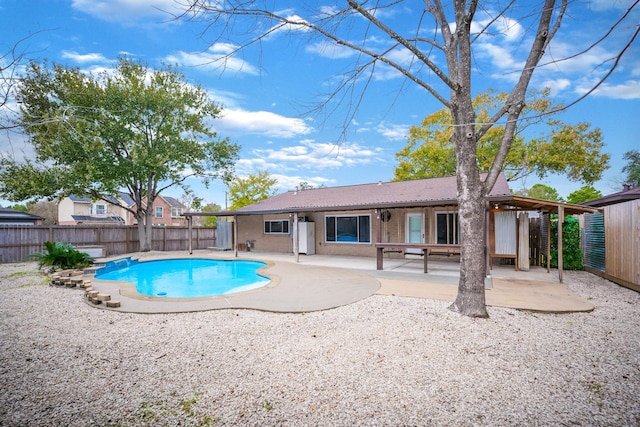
[1,0,639,209]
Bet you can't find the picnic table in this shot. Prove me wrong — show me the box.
[374,243,461,273]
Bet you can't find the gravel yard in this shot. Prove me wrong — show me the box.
[1,261,639,426]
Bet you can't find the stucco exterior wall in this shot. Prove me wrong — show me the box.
[57,198,90,225]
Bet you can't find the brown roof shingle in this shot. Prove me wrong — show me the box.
[228,173,512,214]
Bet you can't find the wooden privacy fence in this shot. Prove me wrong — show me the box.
[583,199,640,292]
[0,225,217,263]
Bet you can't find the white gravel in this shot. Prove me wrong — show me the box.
[1,261,639,426]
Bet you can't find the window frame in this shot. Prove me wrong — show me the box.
[171,207,182,218]
[263,219,290,235]
[155,206,163,218]
[435,211,460,245]
[324,214,371,244]
[93,203,107,216]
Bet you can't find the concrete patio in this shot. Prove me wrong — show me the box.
[86,250,594,314]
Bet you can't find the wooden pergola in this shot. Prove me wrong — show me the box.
[504,196,601,282]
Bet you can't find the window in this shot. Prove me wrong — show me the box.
[436,212,459,244]
[171,207,182,218]
[93,204,106,215]
[325,215,371,243]
[264,219,289,234]
[155,206,163,218]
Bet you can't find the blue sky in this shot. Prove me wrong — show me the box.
[1,0,639,208]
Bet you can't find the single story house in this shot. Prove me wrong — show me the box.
[185,173,599,281]
[0,208,44,226]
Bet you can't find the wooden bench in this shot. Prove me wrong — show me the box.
[374,243,461,273]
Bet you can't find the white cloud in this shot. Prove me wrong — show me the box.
[305,41,356,59]
[214,109,313,138]
[207,89,245,110]
[271,174,334,191]
[71,0,182,24]
[539,78,572,95]
[575,79,640,99]
[375,122,410,141]
[266,13,311,36]
[540,40,611,75]
[240,140,385,174]
[475,43,526,77]
[166,44,259,76]
[471,16,524,42]
[61,51,113,64]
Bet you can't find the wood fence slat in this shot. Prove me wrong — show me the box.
[0,225,217,263]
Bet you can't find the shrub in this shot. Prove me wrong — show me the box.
[546,215,583,270]
[29,241,94,270]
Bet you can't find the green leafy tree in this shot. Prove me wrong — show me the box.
[516,184,563,202]
[622,149,640,186]
[394,90,609,184]
[8,204,28,212]
[566,186,602,204]
[201,202,222,227]
[0,57,239,251]
[227,170,278,210]
[296,181,315,191]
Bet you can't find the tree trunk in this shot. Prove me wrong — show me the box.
[449,131,489,318]
[137,209,153,252]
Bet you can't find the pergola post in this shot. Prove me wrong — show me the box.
[485,202,491,276]
[558,206,564,283]
[293,212,299,263]
[233,215,238,258]
[376,209,383,271]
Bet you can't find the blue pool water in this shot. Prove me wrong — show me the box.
[95,258,270,298]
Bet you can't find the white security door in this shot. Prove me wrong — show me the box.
[405,213,424,256]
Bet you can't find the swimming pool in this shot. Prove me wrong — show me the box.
[95,258,270,298]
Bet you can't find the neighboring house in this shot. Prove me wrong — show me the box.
[582,184,640,291]
[0,208,44,226]
[58,193,132,225]
[186,173,596,278]
[129,195,186,227]
[59,194,186,227]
